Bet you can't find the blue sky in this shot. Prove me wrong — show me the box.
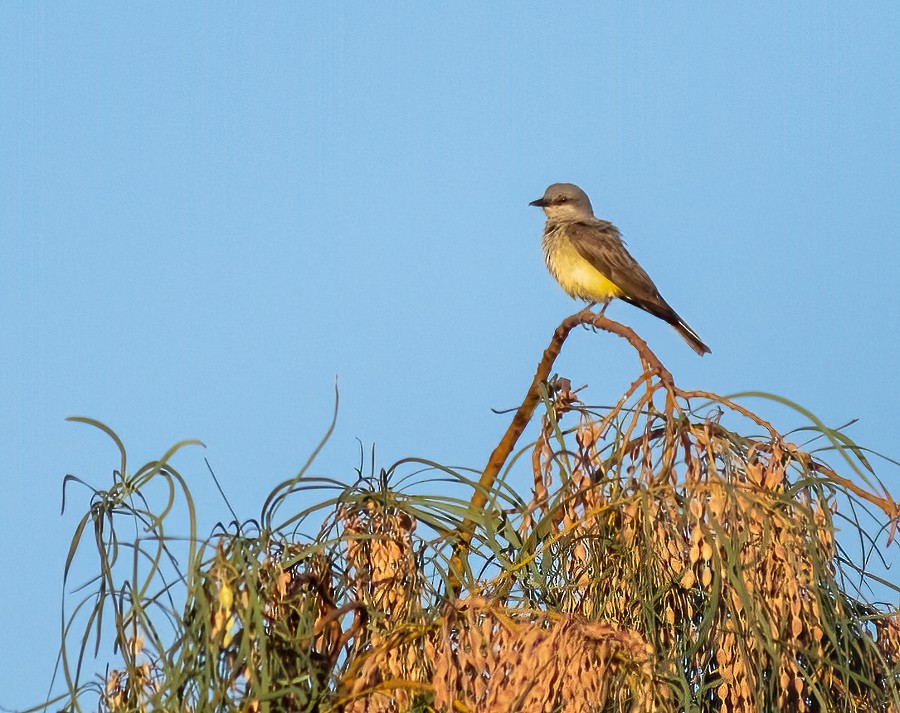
[3,2,899,707]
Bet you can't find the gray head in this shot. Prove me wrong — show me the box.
[529,183,595,220]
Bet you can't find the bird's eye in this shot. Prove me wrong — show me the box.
[559,197,567,202]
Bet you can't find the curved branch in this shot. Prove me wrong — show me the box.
[447,308,672,594]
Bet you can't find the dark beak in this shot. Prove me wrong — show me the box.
[529,198,547,207]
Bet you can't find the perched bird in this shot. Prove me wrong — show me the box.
[530,183,710,356]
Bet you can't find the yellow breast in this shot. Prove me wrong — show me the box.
[543,230,623,302]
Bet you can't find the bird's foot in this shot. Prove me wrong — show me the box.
[581,303,601,332]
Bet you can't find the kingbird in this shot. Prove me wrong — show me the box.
[530,183,710,356]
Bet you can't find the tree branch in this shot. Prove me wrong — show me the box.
[446,308,673,595]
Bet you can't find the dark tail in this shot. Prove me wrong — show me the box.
[672,319,711,356]
[626,295,711,356]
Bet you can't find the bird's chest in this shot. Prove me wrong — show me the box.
[542,229,622,300]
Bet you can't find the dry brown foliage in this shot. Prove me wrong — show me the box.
[431,597,666,713]
[337,497,671,713]
[339,500,430,713]
[521,382,847,711]
[69,313,899,713]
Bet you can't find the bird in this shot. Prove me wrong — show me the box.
[530,182,710,356]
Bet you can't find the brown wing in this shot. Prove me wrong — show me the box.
[566,220,711,356]
[565,220,669,313]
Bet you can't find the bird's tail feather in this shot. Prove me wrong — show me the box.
[672,320,711,356]
[627,295,712,357]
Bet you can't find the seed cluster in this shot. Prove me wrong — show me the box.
[432,597,664,712]
[522,377,895,712]
[340,500,430,713]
